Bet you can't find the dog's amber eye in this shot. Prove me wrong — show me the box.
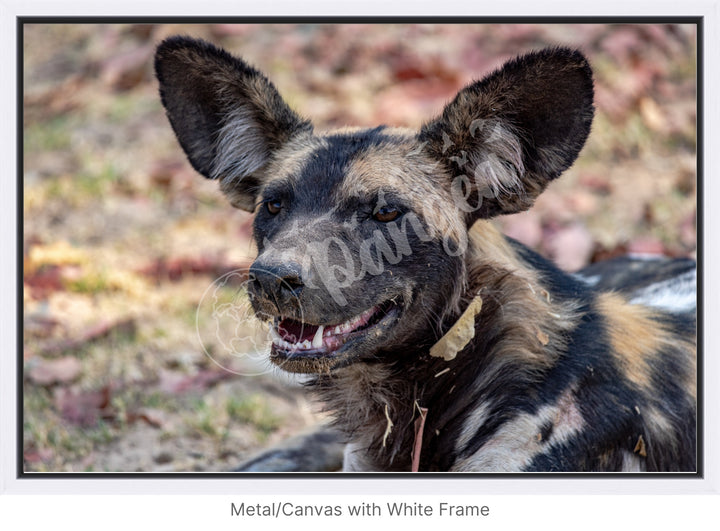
[373,206,400,222]
[265,199,282,215]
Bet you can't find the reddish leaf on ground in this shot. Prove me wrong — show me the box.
[138,256,251,283]
[23,447,54,464]
[99,44,154,91]
[127,407,168,429]
[24,265,64,300]
[54,385,115,427]
[158,368,234,395]
[579,173,613,195]
[27,356,82,386]
[33,318,137,357]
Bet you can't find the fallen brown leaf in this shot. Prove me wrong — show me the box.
[127,407,167,429]
[99,44,154,91]
[27,356,82,386]
[33,318,137,357]
[24,265,64,300]
[158,368,234,395]
[23,447,55,464]
[54,385,114,427]
[633,434,648,457]
[138,256,251,283]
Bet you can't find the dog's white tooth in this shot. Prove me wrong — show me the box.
[312,326,324,348]
[332,325,342,335]
[301,339,311,349]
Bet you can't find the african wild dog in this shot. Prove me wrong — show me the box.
[155,36,697,472]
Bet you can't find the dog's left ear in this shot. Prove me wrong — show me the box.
[419,48,594,222]
[155,36,313,211]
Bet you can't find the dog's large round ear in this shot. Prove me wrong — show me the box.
[155,36,313,212]
[419,47,594,222]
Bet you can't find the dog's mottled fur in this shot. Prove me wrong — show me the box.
[156,37,696,472]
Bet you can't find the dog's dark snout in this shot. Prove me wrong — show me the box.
[249,261,304,304]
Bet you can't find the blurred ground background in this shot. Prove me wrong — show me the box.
[22,22,697,472]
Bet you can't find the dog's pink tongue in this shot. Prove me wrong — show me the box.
[278,319,318,343]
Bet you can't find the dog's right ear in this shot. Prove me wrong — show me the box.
[155,36,312,211]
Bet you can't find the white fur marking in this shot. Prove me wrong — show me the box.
[342,442,375,472]
[573,273,601,286]
[630,269,696,313]
[621,450,645,472]
[452,388,585,471]
[455,401,492,454]
[212,105,268,181]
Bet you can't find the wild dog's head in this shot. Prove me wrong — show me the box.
[155,36,594,373]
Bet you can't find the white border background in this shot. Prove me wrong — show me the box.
[2,0,718,528]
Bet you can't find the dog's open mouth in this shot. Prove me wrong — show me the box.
[268,299,400,369]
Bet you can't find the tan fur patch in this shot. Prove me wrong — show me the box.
[595,293,695,464]
[464,220,580,366]
[266,134,327,182]
[596,293,664,391]
[340,139,466,244]
[467,220,539,282]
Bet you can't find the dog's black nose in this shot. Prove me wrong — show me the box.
[248,261,304,306]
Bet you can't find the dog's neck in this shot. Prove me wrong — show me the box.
[309,224,581,471]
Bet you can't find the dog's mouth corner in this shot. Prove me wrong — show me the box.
[268,297,403,372]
